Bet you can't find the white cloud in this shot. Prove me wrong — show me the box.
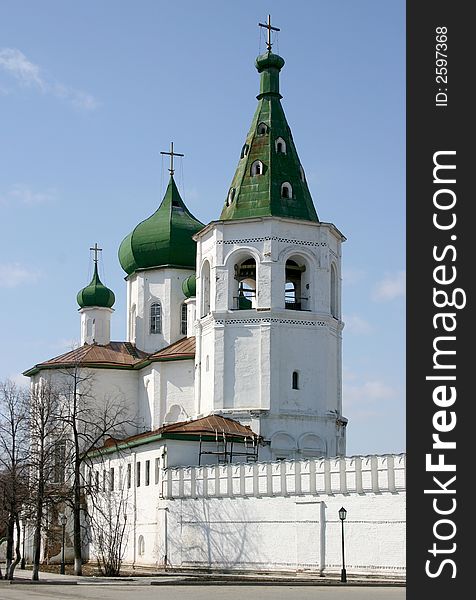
[342,267,366,285]
[343,376,397,420]
[344,314,373,335]
[0,48,44,88]
[0,184,56,206]
[372,270,406,301]
[0,263,41,288]
[0,48,99,111]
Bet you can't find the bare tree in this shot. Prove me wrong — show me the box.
[88,478,130,576]
[0,380,29,580]
[57,365,136,576]
[28,379,67,581]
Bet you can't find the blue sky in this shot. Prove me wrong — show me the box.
[0,0,405,455]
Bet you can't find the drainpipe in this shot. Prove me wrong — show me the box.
[320,501,326,576]
[133,451,137,568]
[195,320,202,414]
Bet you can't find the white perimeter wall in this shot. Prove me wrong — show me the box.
[106,453,405,577]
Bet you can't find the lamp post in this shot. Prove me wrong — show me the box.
[59,514,67,575]
[20,516,26,569]
[338,506,347,583]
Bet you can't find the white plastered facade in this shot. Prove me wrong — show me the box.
[194,216,346,460]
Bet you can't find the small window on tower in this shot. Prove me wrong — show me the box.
[180,303,188,335]
[240,144,249,158]
[150,302,162,334]
[300,165,306,182]
[275,137,286,154]
[250,160,264,176]
[226,187,235,206]
[292,371,299,390]
[281,182,293,199]
[257,122,268,135]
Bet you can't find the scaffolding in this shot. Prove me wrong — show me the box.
[198,430,259,465]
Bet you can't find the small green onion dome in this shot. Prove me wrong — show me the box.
[77,264,115,308]
[118,176,204,276]
[182,274,196,298]
[255,51,285,73]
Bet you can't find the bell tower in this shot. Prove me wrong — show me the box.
[194,20,347,460]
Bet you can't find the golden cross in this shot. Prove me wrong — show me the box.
[259,14,280,52]
[89,242,102,264]
[160,141,184,176]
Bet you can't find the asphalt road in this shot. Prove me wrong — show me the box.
[0,584,405,600]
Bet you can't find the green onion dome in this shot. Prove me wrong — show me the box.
[118,176,204,276]
[255,51,285,73]
[182,274,196,298]
[77,264,115,308]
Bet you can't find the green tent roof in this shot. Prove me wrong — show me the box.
[119,176,204,276]
[77,263,115,308]
[219,51,318,223]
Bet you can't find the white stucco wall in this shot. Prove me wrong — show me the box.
[88,453,405,577]
[194,216,345,457]
[126,267,194,353]
[32,366,141,437]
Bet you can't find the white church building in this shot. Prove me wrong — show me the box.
[24,28,406,577]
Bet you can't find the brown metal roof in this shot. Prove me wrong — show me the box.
[24,337,196,376]
[24,342,148,374]
[148,336,195,360]
[97,415,260,452]
[161,414,257,437]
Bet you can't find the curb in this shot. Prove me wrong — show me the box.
[150,578,406,587]
[1,580,78,585]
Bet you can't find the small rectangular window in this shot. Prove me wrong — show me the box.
[110,467,115,491]
[145,460,150,486]
[119,466,123,490]
[292,371,299,390]
[180,304,188,335]
[136,462,141,487]
[102,469,106,492]
[95,471,99,491]
[155,457,160,485]
[127,463,131,489]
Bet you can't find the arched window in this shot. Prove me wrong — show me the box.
[226,187,235,206]
[292,371,299,390]
[240,143,249,158]
[150,302,162,334]
[299,165,306,182]
[201,260,211,317]
[257,122,268,135]
[281,182,292,198]
[138,535,145,556]
[180,303,187,335]
[331,264,338,318]
[275,137,286,154]
[299,434,326,458]
[250,160,263,176]
[285,258,310,311]
[233,257,257,309]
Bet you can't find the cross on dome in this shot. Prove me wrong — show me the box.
[160,141,184,176]
[258,14,280,52]
[89,242,102,264]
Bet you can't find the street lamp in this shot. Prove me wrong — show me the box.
[20,516,26,569]
[59,514,67,575]
[338,507,347,582]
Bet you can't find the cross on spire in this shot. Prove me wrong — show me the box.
[90,242,102,264]
[160,141,184,176]
[259,14,280,52]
